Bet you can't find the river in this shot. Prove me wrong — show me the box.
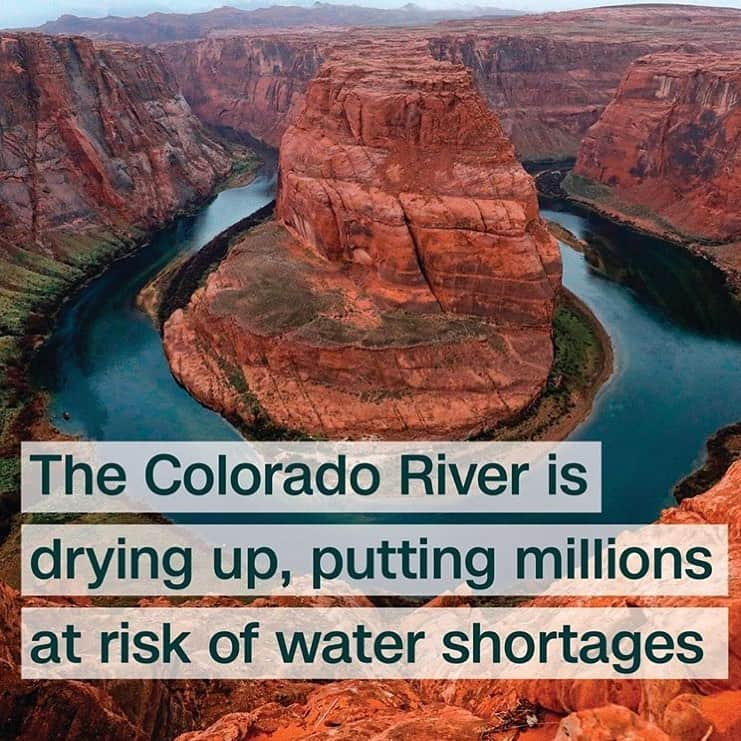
[31,173,741,524]
[32,171,276,442]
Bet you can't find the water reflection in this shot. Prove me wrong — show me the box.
[542,195,741,339]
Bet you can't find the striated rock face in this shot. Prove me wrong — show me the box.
[427,5,741,161]
[568,53,741,245]
[163,43,560,440]
[161,35,325,148]
[426,34,657,162]
[0,33,231,248]
[157,7,741,159]
[0,585,188,740]
[0,32,232,341]
[277,42,561,322]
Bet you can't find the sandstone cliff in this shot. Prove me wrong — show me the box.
[425,34,658,163]
[163,42,561,440]
[160,35,325,148]
[568,53,740,242]
[428,6,740,161]
[158,7,741,159]
[0,32,235,467]
[0,33,232,339]
[566,52,740,292]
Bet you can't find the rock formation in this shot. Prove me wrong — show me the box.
[425,34,655,162]
[161,35,325,148]
[566,52,740,292]
[427,5,740,161]
[417,458,741,738]
[276,41,561,322]
[158,7,741,159]
[163,42,561,440]
[0,32,233,341]
[568,53,740,242]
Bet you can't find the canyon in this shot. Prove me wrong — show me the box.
[162,41,561,440]
[0,31,236,475]
[158,6,741,159]
[161,34,325,148]
[0,5,740,740]
[565,52,741,294]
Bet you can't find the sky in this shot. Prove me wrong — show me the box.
[2,0,739,29]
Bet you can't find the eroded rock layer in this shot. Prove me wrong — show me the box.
[416,458,741,737]
[0,33,232,340]
[277,41,561,323]
[158,6,741,159]
[161,35,325,148]
[427,5,741,161]
[568,53,741,246]
[163,44,560,440]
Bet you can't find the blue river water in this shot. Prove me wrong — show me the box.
[33,172,275,442]
[31,175,741,524]
[541,197,741,522]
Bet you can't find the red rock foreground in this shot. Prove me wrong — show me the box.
[163,42,560,440]
[2,461,739,740]
[566,52,741,290]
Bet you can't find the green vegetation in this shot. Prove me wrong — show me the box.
[562,172,688,239]
[484,293,611,441]
[0,143,263,529]
[226,265,335,334]
[210,351,311,441]
[225,152,261,187]
[224,225,495,349]
[0,229,135,520]
[551,299,604,391]
[561,172,614,203]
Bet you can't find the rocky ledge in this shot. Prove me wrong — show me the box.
[163,42,561,440]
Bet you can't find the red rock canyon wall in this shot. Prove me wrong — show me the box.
[569,52,740,245]
[0,32,233,341]
[159,7,741,160]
